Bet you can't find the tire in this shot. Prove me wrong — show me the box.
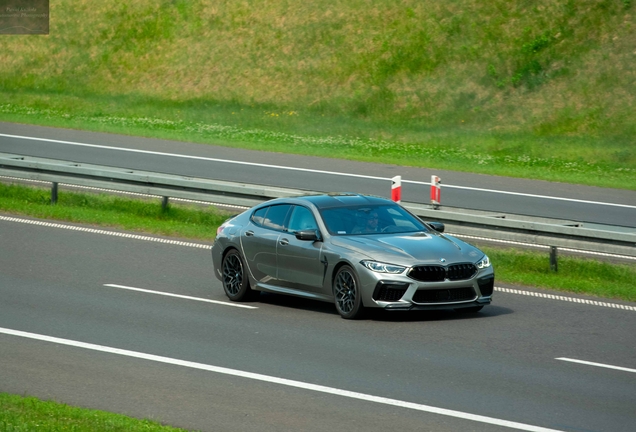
[222,249,257,302]
[333,265,365,319]
[455,306,483,313]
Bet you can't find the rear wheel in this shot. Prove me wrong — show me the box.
[333,265,365,319]
[222,249,257,301]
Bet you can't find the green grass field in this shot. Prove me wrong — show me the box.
[0,393,188,432]
[1,0,634,189]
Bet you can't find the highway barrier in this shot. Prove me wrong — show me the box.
[1,152,635,260]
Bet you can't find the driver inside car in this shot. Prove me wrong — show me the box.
[353,211,380,234]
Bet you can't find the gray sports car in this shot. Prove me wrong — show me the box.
[212,193,494,319]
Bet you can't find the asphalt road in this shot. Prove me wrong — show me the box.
[1,217,635,431]
[1,122,635,228]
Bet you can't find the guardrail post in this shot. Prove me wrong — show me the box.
[162,196,169,211]
[51,182,58,205]
[550,246,558,272]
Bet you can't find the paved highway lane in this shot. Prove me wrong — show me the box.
[1,216,635,431]
[1,122,635,228]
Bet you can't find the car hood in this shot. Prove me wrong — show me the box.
[330,232,484,265]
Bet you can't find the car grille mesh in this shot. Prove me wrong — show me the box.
[408,263,477,282]
[375,286,408,301]
[413,287,477,303]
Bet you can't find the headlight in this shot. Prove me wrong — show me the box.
[476,255,491,269]
[361,260,406,274]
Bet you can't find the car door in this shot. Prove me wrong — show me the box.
[240,204,291,285]
[276,205,326,294]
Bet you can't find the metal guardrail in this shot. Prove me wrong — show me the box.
[1,152,635,259]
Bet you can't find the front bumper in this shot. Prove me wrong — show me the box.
[356,264,495,311]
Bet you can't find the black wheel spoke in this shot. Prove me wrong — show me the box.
[335,269,357,314]
[221,250,257,302]
[222,254,243,296]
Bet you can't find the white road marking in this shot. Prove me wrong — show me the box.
[494,287,636,311]
[2,133,634,209]
[0,133,386,181]
[0,326,564,432]
[0,215,210,249]
[103,284,257,309]
[556,358,636,374]
[438,183,636,209]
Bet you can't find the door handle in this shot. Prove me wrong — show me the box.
[279,238,289,246]
[245,230,254,236]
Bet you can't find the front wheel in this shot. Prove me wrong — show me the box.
[333,265,365,319]
[222,249,258,302]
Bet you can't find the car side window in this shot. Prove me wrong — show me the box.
[262,204,292,231]
[250,207,268,226]
[287,206,318,232]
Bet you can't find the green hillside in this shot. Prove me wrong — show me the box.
[1,0,634,188]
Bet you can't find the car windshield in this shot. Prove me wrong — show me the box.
[320,204,428,235]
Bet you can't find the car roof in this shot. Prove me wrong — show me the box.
[293,193,393,209]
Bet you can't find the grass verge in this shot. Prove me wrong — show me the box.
[0,393,188,432]
[0,182,226,241]
[1,182,634,302]
[1,101,635,191]
[483,246,635,302]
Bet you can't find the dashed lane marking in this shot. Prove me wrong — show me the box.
[556,358,636,374]
[495,287,636,311]
[0,215,210,249]
[103,284,257,309]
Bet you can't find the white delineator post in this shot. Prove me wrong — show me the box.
[391,176,402,203]
[430,175,441,208]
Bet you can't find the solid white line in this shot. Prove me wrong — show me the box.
[2,132,634,209]
[0,133,387,181]
[430,183,636,209]
[103,284,257,309]
[0,327,564,432]
[556,358,636,374]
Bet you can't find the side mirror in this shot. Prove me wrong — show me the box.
[427,222,445,233]
[294,229,321,241]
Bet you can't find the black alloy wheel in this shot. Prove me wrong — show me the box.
[333,265,365,319]
[222,249,257,301]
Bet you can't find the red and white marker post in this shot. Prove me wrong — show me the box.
[430,175,441,208]
[391,176,402,203]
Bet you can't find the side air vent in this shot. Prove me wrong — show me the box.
[372,281,409,302]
